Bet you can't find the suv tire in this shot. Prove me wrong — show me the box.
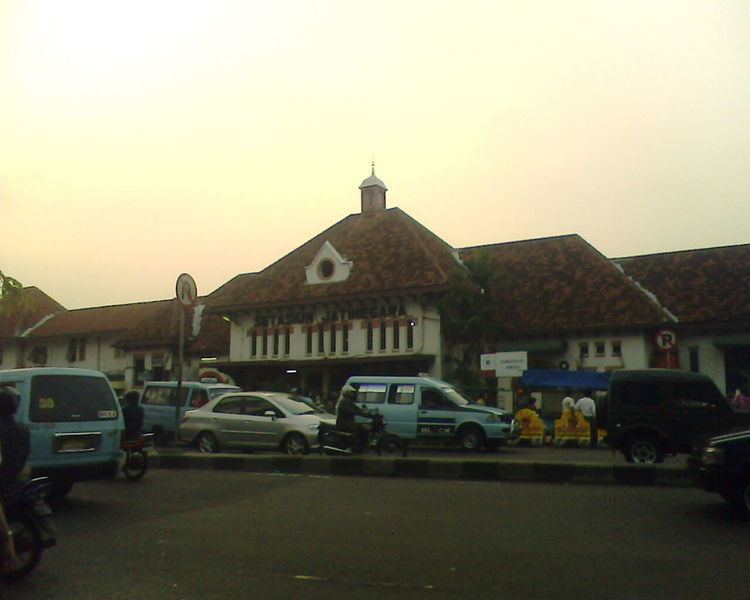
[623,436,664,464]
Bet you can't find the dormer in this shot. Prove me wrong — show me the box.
[305,241,353,285]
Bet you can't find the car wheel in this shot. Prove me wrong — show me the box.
[459,425,485,452]
[197,432,219,453]
[624,436,664,464]
[282,432,308,456]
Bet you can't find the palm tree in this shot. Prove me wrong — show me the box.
[439,251,504,390]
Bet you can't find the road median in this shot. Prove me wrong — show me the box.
[151,452,693,487]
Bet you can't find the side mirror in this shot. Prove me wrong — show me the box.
[264,410,277,420]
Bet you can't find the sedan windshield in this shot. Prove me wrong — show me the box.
[441,386,470,406]
[272,395,317,415]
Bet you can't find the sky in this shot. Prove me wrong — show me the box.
[1,0,748,309]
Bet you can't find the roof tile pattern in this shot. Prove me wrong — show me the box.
[615,244,750,324]
[0,287,65,341]
[117,299,230,354]
[208,208,463,310]
[27,300,170,338]
[459,235,671,334]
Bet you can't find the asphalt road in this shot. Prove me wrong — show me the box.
[4,470,748,600]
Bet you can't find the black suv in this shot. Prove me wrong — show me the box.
[690,429,750,514]
[603,370,750,463]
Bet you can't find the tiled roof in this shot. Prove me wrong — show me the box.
[26,300,169,338]
[0,287,66,341]
[208,208,463,311]
[459,235,672,334]
[614,244,750,324]
[116,298,230,355]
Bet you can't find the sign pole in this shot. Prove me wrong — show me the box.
[174,273,198,444]
[175,306,185,442]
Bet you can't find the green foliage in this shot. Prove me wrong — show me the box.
[438,251,503,345]
[0,270,24,317]
[438,250,505,389]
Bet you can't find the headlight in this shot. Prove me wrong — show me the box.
[307,423,320,431]
[701,446,725,465]
[486,414,500,423]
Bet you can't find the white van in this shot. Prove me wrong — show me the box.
[345,375,519,451]
[0,367,124,498]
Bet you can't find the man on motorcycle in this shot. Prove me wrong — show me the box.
[0,387,26,574]
[0,387,30,492]
[121,390,144,440]
[335,385,371,452]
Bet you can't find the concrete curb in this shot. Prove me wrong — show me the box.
[151,453,694,487]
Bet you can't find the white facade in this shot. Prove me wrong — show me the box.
[676,334,727,392]
[228,299,443,377]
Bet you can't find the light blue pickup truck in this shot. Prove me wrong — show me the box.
[344,375,519,451]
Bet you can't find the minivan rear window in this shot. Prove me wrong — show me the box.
[30,375,119,422]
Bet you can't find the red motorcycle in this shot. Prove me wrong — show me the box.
[121,433,154,481]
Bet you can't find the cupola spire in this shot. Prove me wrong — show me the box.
[359,163,387,213]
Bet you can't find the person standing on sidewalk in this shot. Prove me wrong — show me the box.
[576,391,597,448]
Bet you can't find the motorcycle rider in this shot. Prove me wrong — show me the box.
[0,387,30,492]
[121,390,144,441]
[0,386,26,574]
[335,385,371,452]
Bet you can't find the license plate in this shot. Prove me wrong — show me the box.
[60,438,89,452]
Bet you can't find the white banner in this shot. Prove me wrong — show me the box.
[495,351,528,377]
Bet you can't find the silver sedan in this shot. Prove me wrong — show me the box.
[178,392,335,455]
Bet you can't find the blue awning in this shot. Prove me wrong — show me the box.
[521,369,610,391]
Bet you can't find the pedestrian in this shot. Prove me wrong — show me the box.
[576,390,597,448]
[561,390,576,413]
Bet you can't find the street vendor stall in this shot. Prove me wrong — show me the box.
[512,369,610,446]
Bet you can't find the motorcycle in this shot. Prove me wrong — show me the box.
[318,412,407,456]
[121,433,154,481]
[1,477,56,581]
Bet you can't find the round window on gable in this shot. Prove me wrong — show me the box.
[318,259,335,280]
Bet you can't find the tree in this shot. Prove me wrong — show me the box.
[438,251,504,390]
[0,270,24,317]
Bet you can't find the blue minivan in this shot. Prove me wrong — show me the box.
[0,367,124,498]
[139,380,240,444]
[344,375,519,451]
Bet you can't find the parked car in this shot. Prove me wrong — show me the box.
[178,392,335,455]
[0,367,124,499]
[140,380,240,444]
[604,369,750,463]
[690,429,750,514]
[343,375,519,451]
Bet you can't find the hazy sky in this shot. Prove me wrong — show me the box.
[1,1,748,309]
